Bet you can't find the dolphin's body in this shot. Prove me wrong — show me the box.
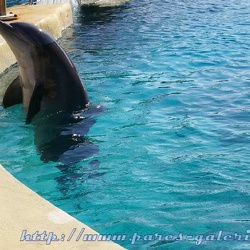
[0,21,104,186]
[0,21,89,124]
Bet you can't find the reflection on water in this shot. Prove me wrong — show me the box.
[79,4,128,25]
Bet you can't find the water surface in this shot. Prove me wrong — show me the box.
[1,0,250,249]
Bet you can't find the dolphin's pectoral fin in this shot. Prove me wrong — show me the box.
[2,76,23,108]
[26,81,44,124]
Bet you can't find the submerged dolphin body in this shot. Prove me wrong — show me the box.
[0,21,89,124]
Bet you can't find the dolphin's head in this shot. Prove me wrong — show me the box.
[0,21,56,109]
[0,21,54,65]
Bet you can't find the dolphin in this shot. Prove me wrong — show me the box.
[0,21,105,189]
[0,21,89,124]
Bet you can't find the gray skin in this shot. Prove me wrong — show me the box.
[0,21,89,124]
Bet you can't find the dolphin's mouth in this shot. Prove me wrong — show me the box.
[0,21,14,33]
[0,21,22,41]
[0,21,30,57]
[0,21,54,45]
[0,21,54,54]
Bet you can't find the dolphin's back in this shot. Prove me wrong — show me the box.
[35,41,89,114]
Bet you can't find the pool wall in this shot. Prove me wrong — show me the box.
[0,164,124,249]
[0,3,124,249]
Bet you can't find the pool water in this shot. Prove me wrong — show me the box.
[1,0,250,249]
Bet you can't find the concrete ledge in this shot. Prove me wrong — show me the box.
[0,3,73,74]
[80,0,131,7]
[0,164,124,249]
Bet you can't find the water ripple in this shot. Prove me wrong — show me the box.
[0,0,250,249]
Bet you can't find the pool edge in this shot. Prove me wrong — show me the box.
[0,164,124,249]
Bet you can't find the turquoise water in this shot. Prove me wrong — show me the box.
[1,0,250,249]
